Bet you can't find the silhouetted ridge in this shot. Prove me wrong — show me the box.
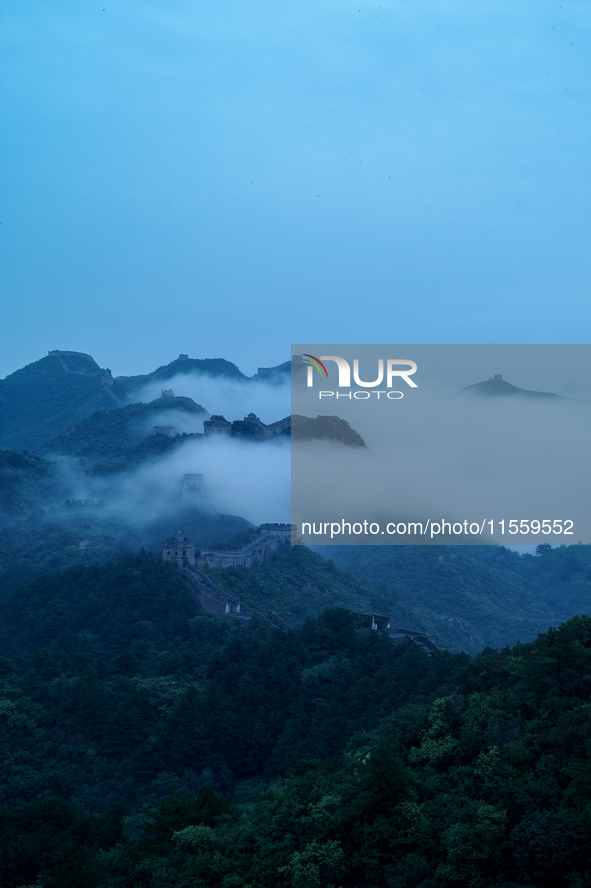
[0,351,129,450]
[461,374,562,399]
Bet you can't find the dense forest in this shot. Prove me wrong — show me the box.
[0,550,591,886]
[315,543,591,653]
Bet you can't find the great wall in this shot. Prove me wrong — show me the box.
[47,350,124,406]
[162,529,291,631]
[48,350,437,651]
[162,528,438,652]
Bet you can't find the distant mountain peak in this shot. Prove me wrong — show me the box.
[0,351,128,451]
[461,376,561,399]
[116,355,247,391]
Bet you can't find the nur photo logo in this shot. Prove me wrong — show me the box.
[301,353,418,399]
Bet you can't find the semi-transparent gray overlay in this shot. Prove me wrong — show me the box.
[291,345,591,545]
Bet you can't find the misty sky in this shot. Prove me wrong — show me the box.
[1,0,590,379]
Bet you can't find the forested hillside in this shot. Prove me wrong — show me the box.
[0,349,283,453]
[4,444,591,650]
[3,446,591,649]
[0,352,129,451]
[3,351,591,887]
[0,450,62,520]
[316,543,591,652]
[1,550,591,886]
[117,355,248,391]
[0,502,253,601]
[40,395,206,461]
[201,545,393,624]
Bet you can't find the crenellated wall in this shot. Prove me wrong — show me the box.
[197,524,295,569]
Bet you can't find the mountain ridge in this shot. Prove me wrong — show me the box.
[460,374,564,399]
[0,350,292,452]
[0,351,129,451]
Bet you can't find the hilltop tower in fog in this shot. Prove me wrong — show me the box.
[203,415,232,435]
[182,473,204,498]
[162,531,196,567]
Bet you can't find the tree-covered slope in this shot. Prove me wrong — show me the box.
[0,450,63,524]
[199,615,591,888]
[0,552,462,812]
[0,503,254,600]
[40,395,206,460]
[117,355,248,391]
[462,542,591,626]
[2,549,591,886]
[0,352,129,451]
[291,414,366,446]
[314,544,591,653]
[202,544,394,624]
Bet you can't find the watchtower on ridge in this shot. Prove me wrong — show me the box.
[162,531,196,567]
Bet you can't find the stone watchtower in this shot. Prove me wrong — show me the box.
[182,473,204,498]
[162,531,196,567]
[203,415,232,435]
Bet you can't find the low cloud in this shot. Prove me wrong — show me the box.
[134,373,290,426]
[56,433,291,530]
[293,393,591,545]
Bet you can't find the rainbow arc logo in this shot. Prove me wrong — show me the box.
[303,354,329,378]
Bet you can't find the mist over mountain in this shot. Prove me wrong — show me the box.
[1,347,590,654]
[0,351,294,621]
[0,350,292,453]
[117,354,248,391]
[40,395,208,462]
[133,372,290,428]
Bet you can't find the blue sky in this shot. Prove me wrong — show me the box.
[1,0,589,378]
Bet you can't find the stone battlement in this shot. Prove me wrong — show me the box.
[162,530,290,628]
[197,523,295,569]
[48,350,94,359]
[351,613,438,652]
[163,531,435,646]
[152,426,178,437]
